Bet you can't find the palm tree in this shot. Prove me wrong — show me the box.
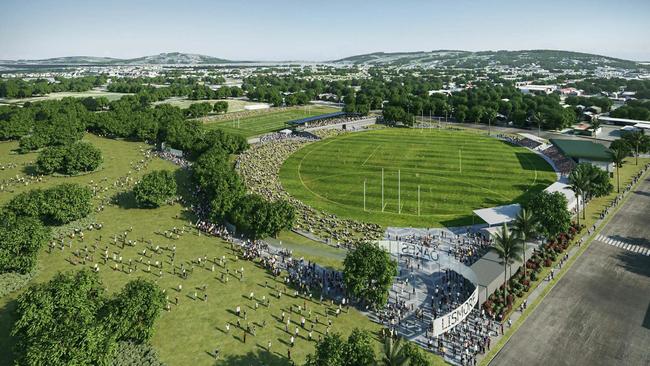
[443,103,452,123]
[610,147,627,193]
[532,112,544,137]
[626,131,650,165]
[492,223,523,307]
[511,208,538,278]
[567,167,589,227]
[381,337,408,366]
[488,109,498,136]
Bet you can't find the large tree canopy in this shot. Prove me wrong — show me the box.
[133,170,177,208]
[12,270,113,366]
[0,212,50,274]
[228,194,295,239]
[5,183,93,225]
[192,147,245,221]
[106,279,167,343]
[36,141,102,175]
[525,191,571,238]
[305,329,376,366]
[12,270,165,366]
[343,242,397,308]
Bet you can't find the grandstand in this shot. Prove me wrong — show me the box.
[549,139,613,172]
[287,111,348,127]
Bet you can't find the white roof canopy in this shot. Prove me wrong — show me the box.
[473,204,521,227]
[544,181,578,211]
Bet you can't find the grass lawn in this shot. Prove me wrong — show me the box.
[154,97,259,113]
[0,90,129,105]
[203,106,339,138]
[280,128,557,228]
[0,134,440,366]
[266,231,347,271]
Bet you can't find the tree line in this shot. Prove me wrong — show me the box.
[0,75,107,98]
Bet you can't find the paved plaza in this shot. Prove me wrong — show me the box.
[490,174,650,366]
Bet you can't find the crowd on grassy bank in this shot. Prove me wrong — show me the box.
[235,130,384,247]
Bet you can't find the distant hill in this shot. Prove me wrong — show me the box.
[1,50,645,70]
[331,49,644,70]
[0,52,243,65]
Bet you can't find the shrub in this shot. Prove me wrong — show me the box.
[0,271,35,298]
[111,341,166,366]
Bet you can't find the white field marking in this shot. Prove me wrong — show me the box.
[361,145,382,166]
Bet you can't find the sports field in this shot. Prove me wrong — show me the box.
[280,128,557,227]
[203,106,340,138]
[0,90,129,105]
[154,97,259,112]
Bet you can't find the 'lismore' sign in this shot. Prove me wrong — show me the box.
[432,287,478,337]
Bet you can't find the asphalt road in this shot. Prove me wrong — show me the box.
[490,174,650,366]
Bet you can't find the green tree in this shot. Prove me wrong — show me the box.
[622,130,650,165]
[345,329,376,366]
[228,194,294,239]
[511,208,538,278]
[610,146,627,193]
[525,191,571,238]
[212,101,229,114]
[35,145,67,175]
[133,170,177,208]
[4,189,46,219]
[63,142,103,175]
[12,270,114,366]
[532,111,544,136]
[343,242,397,308]
[44,183,93,225]
[305,333,346,366]
[36,142,102,175]
[192,148,244,220]
[186,102,213,118]
[572,163,612,219]
[492,223,523,308]
[110,341,165,366]
[485,108,497,135]
[107,279,166,343]
[567,167,588,227]
[305,329,378,366]
[5,184,92,225]
[401,341,431,366]
[0,212,50,274]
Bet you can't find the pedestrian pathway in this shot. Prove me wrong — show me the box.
[594,234,650,256]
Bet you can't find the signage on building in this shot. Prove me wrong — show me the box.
[432,287,478,337]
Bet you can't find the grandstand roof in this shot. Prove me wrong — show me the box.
[550,139,612,162]
[287,111,346,126]
[473,204,521,227]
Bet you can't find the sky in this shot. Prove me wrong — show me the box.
[1,0,650,61]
